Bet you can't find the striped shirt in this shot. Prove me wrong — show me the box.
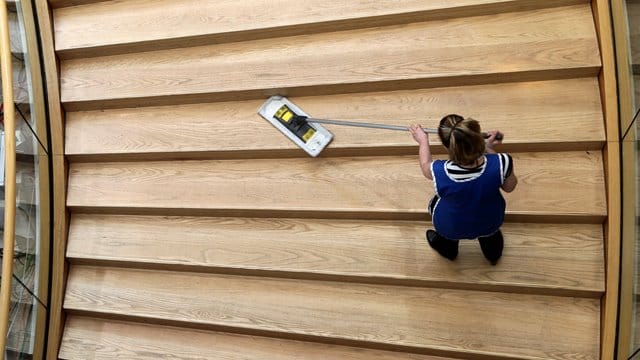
[444,153,513,183]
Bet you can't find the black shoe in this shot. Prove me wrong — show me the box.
[478,230,504,265]
[426,230,459,261]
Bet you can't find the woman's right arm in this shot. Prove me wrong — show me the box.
[409,124,433,180]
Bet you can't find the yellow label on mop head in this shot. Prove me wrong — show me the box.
[302,128,316,142]
[275,105,295,123]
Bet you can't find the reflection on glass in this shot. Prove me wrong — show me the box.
[6,283,44,360]
[1,0,49,359]
[630,1,640,113]
[635,122,640,356]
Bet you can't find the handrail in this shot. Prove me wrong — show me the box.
[0,0,17,356]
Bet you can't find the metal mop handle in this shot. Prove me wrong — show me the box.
[306,117,502,140]
[306,118,438,134]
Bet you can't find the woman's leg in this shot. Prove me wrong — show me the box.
[426,230,459,261]
[478,230,504,265]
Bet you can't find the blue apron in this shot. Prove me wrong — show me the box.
[430,154,505,240]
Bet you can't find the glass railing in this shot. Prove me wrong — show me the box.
[0,0,50,359]
[617,0,640,359]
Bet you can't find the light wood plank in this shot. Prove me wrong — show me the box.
[59,5,600,110]
[63,266,600,359]
[35,0,69,358]
[66,151,607,222]
[53,0,588,59]
[593,0,624,358]
[67,214,604,297]
[60,316,450,360]
[64,78,605,160]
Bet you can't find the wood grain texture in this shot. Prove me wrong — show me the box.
[66,151,607,221]
[58,5,600,110]
[64,78,605,160]
[36,1,70,358]
[63,266,600,359]
[66,214,604,296]
[592,0,623,358]
[60,316,452,360]
[53,0,588,59]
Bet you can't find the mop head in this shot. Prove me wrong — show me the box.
[258,96,333,157]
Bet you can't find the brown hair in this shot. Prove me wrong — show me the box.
[438,114,485,166]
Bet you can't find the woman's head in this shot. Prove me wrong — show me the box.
[438,114,485,165]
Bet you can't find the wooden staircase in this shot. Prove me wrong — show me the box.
[52,1,607,359]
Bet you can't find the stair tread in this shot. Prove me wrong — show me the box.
[60,316,453,360]
[66,151,607,221]
[59,5,600,109]
[53,0,587,58]
[64,78,605,159]
[67,214,604,296]
[63,265,600,359]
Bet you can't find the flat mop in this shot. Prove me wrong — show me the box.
[258,95,500,157]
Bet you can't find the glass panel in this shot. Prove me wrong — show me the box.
[0,0,50,358]
[633,116,640,358]
[3,275,45,360]
[624,1,640,358]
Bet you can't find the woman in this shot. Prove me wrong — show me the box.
[409,114,517,264]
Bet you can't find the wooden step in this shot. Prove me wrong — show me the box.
[66,214,604,297]
[60,316,453,360]
[66,151,607,222]
[59,5,600,110]
[64,78,605,161]
[53,0,588,59]
[63,265,600,359]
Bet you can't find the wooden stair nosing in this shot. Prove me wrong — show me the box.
[65,214,605,298]
[60,316,454,360]
[65,206,607,224]
[63,265,601,360]
[59,5,601,107]
[53,0,589,60]
[64,78,605,158]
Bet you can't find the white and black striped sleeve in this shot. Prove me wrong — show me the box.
[499,153,513,182]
